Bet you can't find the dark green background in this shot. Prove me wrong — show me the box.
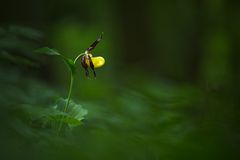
[0,0,239,159]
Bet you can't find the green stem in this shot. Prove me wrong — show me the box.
[64,74,74,112]
[57,72,74,135]
[57,52,84,135]
[74,52,85,64]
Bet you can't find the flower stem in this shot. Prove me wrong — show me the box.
[74,52,85,64]
[65,74,74,112]
[57,52,84,135]
[57,72,74,135]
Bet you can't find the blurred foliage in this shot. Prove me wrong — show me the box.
[0,0,240,160]
[0,32,239,159]
[0,25,42,64]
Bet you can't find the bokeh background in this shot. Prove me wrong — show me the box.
[0,0,240,159]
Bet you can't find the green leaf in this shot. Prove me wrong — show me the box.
[35,47,76,73]
[21,97,88,130]
[34,47,60,56]
[21,104,64,120]
[63,58,76,74]
[0,51,39,67]
[8,25,43,40]
[52,98,88,128]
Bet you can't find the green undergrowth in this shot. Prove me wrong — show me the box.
[0,26,238,160]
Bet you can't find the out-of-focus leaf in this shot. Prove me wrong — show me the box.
[21,98,88,130]
[8,25,43,40]
[0,26,41,62]
[0,27,5,35]
[53,98,88,128]
[35,47,61,56]
[35,47,76,73]
[21,104,64,121]
[0,51,39,67]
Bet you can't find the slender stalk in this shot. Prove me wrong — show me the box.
[74,52,85,64]
[65,74,74,112]
[57,53,84,135]
[57,72,74,135]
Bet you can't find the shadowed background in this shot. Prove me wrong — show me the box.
[0,0,239,160]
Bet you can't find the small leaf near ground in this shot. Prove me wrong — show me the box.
[21,98,88,130]
[52,98,88,128]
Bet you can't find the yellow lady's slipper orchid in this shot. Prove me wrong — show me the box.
[80,33,105,77]
[86,56,105,68]
[81,54,105,77]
